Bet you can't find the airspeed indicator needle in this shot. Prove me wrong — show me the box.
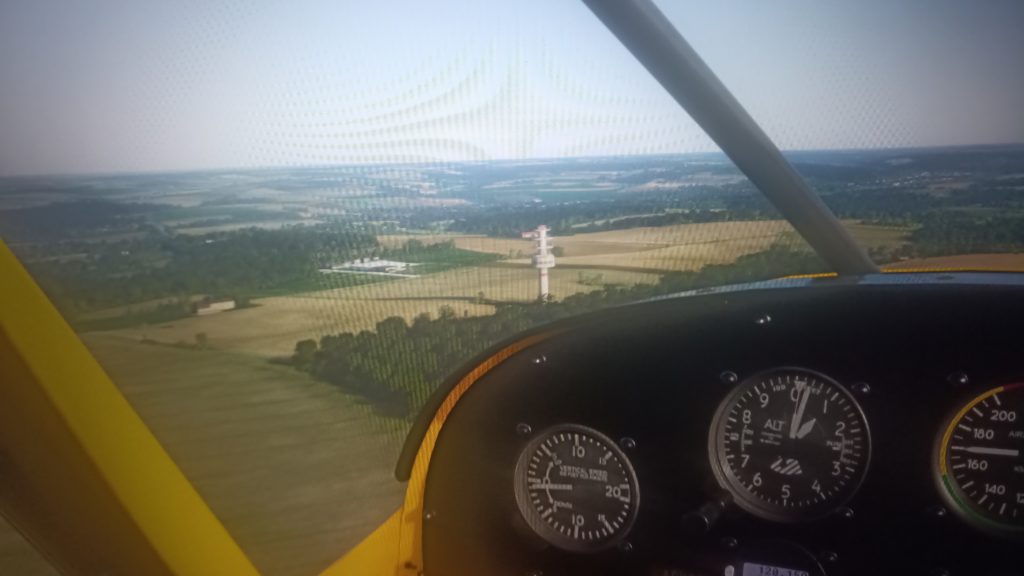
[937,382,1024,533]
[962,446,1020,458]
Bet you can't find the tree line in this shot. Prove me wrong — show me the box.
[287,245,824,417]
[19,226,379,321]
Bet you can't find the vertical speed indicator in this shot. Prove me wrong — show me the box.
[709,368,871,522]
[514,424,639,552]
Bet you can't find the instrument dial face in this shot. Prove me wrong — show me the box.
[936,383,1024,535]
[710,368,871,522]
[514,424,639,552]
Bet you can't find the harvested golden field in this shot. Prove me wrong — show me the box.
[102,266,658,357]
[100,220,911,359]
[507,221,798,271]
[884,253,1024,272]
[384,221,799,269]
[108,297,496,358]
[542,236,782,271]
[81,334,407,576]
[95,220,913,357]
[384,220,908,263]
[841,221,912,249]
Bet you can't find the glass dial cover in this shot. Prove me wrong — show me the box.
[709,368,871,522]
[514,423,640,552]
[936,382,1024,535]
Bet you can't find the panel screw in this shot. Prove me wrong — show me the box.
[754,314,772,325]
[927,505,948,519]
[620,437,637,451]
[618,541,633,553]
[852,382,871,396]
[947,372,969,387]
[720,371,739,385]
[837,506,855,520]
[720,536,739,550]
[424,511,436,521]
[515,423,533,437]
[819,550,839,564]
[532,355,548,365]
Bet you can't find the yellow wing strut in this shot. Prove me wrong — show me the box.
[0,241,259,575]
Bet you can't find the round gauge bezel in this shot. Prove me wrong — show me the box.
[933,382,1024,538]
[513,423,640,552]
[708,367,872,523]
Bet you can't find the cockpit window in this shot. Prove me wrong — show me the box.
[1,1,1022,574]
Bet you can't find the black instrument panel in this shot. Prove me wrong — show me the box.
[419,275,1024,576]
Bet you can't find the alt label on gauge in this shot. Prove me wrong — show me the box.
[709,368,872,522]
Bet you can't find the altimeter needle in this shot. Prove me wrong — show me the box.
[790,381,811,439]
[797,418,816,439]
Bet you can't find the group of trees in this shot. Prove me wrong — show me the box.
[447,187,772,238]
[15,226,504,331]
[381,239,499,272]
[0,199,161,242]
[288,245,824,418]
[21,226,379,321]
[908,212,1024,258]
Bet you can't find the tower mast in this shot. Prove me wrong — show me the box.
[522,225,556,301]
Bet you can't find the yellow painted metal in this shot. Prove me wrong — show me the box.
[318,510,402,576]
[322,333,551,576]
[785,268,1024,280]
[0,241,259,575]
[937,384,1015,476]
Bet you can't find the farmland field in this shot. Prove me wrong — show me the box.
[383,220,907,273]
[81,333,407,576]
[533,221,796,271]
[884,252,1024,271]
[100,266,659,357]
[96,221,813,357]
[382,220,801,265]
[840,222,912,250]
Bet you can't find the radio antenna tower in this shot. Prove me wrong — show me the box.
[522,225,556,301]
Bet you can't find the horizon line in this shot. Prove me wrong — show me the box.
[2,141,1023,181]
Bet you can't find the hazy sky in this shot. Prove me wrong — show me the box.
[1,0,1022,176]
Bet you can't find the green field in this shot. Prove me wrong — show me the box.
[81,334,407,576]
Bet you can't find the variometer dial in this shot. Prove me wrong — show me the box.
[514,424,639,552]
[936,383,1024,535]
[709,368,871,522]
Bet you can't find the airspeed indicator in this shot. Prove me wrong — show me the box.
[936,383,1024,535]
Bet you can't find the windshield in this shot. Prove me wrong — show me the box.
[1,1,1022,574]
